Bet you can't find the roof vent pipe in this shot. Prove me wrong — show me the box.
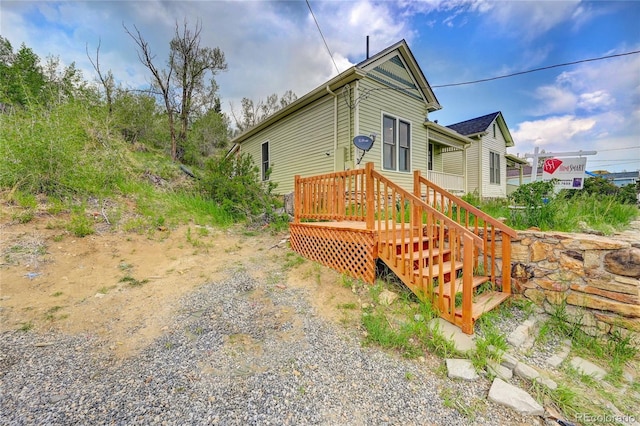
[366,36,369,59]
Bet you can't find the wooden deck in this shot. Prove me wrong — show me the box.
[290,163,517,334]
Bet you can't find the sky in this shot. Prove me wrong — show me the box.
[2,0,639,173]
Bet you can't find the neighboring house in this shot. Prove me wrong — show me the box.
[228,40,476,195]
[594,171,640,188]
[445,112,517,199]
[505,153,529,195]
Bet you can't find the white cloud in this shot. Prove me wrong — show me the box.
[512,115,596,147]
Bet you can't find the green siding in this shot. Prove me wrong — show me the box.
[242,96,336,194]
[356,78,428,192]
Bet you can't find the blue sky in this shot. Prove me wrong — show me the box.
[2,0,639,172]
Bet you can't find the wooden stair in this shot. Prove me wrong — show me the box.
[380,230,509,334]
[291,162,516,335]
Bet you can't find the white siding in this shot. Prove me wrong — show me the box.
[480,121,508,198]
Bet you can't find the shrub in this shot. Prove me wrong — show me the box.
[197,153,279,220]
[0,101,129,198]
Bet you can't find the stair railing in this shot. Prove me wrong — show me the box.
[414,171,517,295]
[368,166,483,333]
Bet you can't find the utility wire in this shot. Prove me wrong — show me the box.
[306,0,340,75]
[432,50,640,88]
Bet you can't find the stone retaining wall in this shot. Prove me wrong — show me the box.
[508,230,640,342]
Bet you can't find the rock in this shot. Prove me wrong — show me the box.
[566,293,640,318]
[500,352,518,370]
[514,362,540,381]
[604,248,640,277]
[507,325,529,348]
[569,357,607,380]
[428,318,476,353]
[569,283,638,304]
[536,376,557,391]
[378,289,399,306]
[488,378,545,416]
[446,358,479,381]
[487,360,513,380]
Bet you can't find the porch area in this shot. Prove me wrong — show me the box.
[289,163,517,334]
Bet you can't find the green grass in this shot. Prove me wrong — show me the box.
[119,275,149,287]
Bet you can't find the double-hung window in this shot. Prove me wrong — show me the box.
[489,151,500,184]
[382,114,410,172]
[261,141,270,181]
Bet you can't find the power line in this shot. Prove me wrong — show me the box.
[306,0,340,75]
[431,50,640,88]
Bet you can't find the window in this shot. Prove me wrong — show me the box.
[489,151,500,184]
[492,123,496,138]
[382,114,411,172]
[261,141,269,181]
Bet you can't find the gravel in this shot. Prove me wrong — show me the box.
[1,267,538,425]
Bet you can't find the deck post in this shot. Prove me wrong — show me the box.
[412,170,422,232]
[502,235,512,294]
[294,175,301,223]
[365,162,375,230]
[461,234,474,334]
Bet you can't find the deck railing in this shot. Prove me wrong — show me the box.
[294,163,502,333]
[415,171,517,295]
[294,168,369,222]
[426,170,464,193]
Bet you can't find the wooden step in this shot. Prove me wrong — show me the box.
[381,235,434,246]
[454,291,510,322]
[433,275,490,299]
[395,247,450,262]
[413,261,463,278]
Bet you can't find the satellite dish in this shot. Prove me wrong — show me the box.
[353,134,376,165]
[353,135,374,152]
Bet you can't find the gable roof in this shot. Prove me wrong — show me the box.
[231,40,440,145]
[357,39,441,112]
[447,111,515,147]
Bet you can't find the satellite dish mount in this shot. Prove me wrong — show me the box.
[353,134,376,165]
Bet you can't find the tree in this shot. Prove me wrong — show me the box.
[0,37,46,107]
[230,90,298,134]
[86,40,115,114]
[125,19,227,161]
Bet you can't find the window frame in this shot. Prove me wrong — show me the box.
[261,141,270,181]
[489,150,501,184]
[381,113,411,172]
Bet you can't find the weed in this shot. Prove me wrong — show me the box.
[51,291,63,297]
[404,371,414,381]
[19,322,34,332]
[283,252,305,269]
[67,211,94,237]
[52,234,64,242]
[119,275,149,287]
[13,209,35,224]
[337,303,357,310]
[118,262,133,271]
[44,305,64,321]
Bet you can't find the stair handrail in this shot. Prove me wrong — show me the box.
[415,172,518,238]
[370,169,483,248]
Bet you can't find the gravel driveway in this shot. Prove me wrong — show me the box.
[1,265,535,425]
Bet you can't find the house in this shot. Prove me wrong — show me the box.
[594,171,640,188]
[228,40,477,195]
[445,111,518,199]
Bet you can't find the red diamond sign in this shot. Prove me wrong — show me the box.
[543,158,563,175]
